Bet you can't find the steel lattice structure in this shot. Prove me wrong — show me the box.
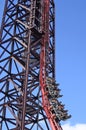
[0,0,71,130]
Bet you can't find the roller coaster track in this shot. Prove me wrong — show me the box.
[0,0,71,129]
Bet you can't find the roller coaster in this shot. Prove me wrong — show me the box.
[0,0,71,130]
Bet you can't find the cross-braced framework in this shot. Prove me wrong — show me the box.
[0,0,71,130]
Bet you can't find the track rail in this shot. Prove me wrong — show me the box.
[40,0,62,130]
[40,1,71,130]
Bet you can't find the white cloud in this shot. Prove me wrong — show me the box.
[62,123,86,130]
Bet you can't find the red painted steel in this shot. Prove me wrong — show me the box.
[40,0,62,130]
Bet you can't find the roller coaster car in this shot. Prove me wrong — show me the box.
[49,99,58,106]
[61,114,71,121]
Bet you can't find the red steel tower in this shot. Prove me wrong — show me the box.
[0,0,71,130]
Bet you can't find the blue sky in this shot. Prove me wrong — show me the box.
[55,0,86,126]
[0,0,86,129]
